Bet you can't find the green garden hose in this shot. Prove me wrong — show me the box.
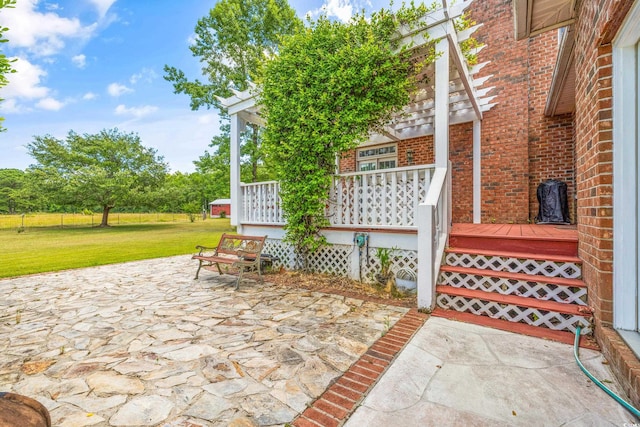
[574,326,640,419]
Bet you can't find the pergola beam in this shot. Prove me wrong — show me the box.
[447,20,482,120]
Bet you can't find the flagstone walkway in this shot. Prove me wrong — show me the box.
[0,256,408,426]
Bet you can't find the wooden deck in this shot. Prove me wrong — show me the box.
[451,223,577,240]
[449,223,578,257]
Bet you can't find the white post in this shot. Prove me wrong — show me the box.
[417,203,434,308]
[230,113,244,229]
[435,37,450,168]
[473,120,481,223]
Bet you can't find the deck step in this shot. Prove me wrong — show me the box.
[431,308,598,349]
[445,247,581,264]
[444,249,582,279]
[437,224,587,336]
[435,285,589,316]
[440,265,586,288]
[435,285,592,333]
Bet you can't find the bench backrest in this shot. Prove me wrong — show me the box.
[216,233,266,257]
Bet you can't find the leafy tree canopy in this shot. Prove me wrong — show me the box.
[165,0,299,183]
[164,0,302,110]
[0,168,24,213]
[0,0,16,131]
[259,3,437,262]
[26,129,168,226]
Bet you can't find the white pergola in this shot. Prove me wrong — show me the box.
[220,0,496,228]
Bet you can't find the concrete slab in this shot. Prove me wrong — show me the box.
[345,316,638,426]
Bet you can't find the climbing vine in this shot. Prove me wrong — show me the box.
[259,2,476,267]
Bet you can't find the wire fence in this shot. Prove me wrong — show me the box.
[0,212,204,230]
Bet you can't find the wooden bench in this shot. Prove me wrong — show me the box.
[192,233,267,290]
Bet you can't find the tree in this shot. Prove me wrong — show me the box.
[0,168,24,213]
[0,0,16,131]
[26,129,168,227]
[164,0,301,182]
[193,121,276,195]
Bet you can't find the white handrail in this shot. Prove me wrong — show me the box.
[337,164,436,178]
[417,166,450,309]
[424,167,447,206]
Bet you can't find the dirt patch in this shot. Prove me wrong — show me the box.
[262,270,416,308]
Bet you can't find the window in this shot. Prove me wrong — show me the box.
[357,144,397,171]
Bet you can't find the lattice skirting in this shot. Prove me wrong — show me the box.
[445,252,582,279]
[436,294,592,334]
[263,239,418,284]
[361,247,417,284]
[439,271,588,305]
[263,239,297,270]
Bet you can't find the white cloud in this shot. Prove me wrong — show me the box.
[83,92,97,100]
[309,0,354,22]
[1,57,49,100]
[36,97,64,111]
[88,0,117,18]
[0,98,25,114]
[114,104,158,118]
[129,68,157,85]
[0,0,97,57]
[71,54,86,68]
[198,114,216,125]
[107,82,133,97]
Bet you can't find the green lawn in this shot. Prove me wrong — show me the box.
[0,219,234,278]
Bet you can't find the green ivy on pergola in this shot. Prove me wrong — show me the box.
[221,0,495,263]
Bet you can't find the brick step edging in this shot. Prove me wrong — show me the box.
[292,308,428,427]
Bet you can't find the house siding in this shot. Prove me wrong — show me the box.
[573,0,638,407]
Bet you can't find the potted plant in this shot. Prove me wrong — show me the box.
[375,247,397,293]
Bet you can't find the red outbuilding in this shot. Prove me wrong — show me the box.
[209,199,231,218]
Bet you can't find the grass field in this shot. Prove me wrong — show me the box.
[0,219,233,278]
[0,212,196,229]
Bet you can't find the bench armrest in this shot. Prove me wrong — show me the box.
[237,249,261,260]
[195,245,218,256]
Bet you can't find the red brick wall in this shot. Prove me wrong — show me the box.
[450,123,474,223]
[341,0,576,225]
[338,136,434,173]
[471,0,530,223]
[573,0,636,407]
[466,0,575,224]
[397,136,434,167]
[527,32,575,223]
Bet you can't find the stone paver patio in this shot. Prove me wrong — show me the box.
[0,256,408,426]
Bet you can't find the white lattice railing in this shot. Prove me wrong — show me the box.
[240,165,435,228]
[241,181,284,225]
[327,165,433,228]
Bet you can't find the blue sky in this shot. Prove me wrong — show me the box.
[0,0,389,173]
